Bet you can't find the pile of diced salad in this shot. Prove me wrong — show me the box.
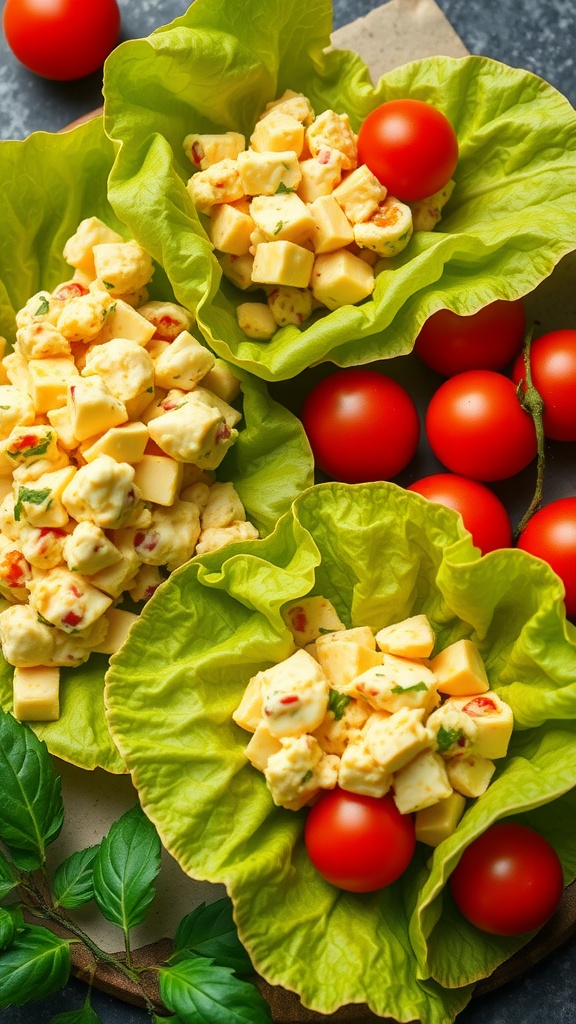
[184,89,454,339]
[0,217,258,722]
[235,597,513,845]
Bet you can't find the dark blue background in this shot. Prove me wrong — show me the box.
[0,0,575,1021]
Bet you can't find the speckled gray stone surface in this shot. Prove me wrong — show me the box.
[1,1,576,1022]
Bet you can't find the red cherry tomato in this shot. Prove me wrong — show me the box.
[300,369,419,483]
[3,0,121,81]
[512,329,576,441]
[425,370,537,481]
[450,822,564,935]
[407,474,512,554]
[415,300,526,377]
[357,99,459,202]
[304,788,416,893]
[516,497,576,618]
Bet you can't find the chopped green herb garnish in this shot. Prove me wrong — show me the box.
[36,612,55,628]
[328,689,352,721]
[391,681,428,695]
[273,220,285,235]
[436,725,464,752]
[14,486,52,522]
[275,181,295,194]
[34,295,50,316]
[300,770,313,785]
[103,280,115,290]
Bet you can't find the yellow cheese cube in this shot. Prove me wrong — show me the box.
[375,614,436,659]
[63,216,124,277]
[446,753,496,797]
[252,241,314,288]
[153,330,215,390]
[183,131,245,170]
[363,707,431,772]
[67,377,128,442]
[201,360,241,404]
[250,192,315,246]
[315,640,381,691]
[13,665,60,722]
[237,149,301,196]
[311,249,375,310]
[3,350,31,393]
[28,357,79,413]
[233,673,265,732]
[415,791,467,847]
[93,298,156,346]
[46,406,81,450]
[236,302,277,339]
[250,111,305,156]
[219,252,257,291]
[429,639,490,696]
[133,453,183,506]
[210,200,254,256]
[282,596,345,647]
[393,749,453,814]
[442,693,514,759]
[93,607,139,655]
[245,721,283,771]
[309,194,355,253]
[332,165,387,224]
[296,150,344,203]
[14,465,76,528]
[317,625,376,650]
[81,421,149,464]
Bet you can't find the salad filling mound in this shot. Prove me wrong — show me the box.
[0,216,259,723]
[235,601,512,847]
[185,89,455,339]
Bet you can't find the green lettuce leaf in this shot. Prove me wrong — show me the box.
[103,0,576,381]
[105,482,576,1022]
[0,117,313,773]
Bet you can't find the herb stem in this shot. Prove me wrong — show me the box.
[514,325,546,540]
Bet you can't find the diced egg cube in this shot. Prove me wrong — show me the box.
[282,595,345,647]
[445,753,496,797]
[375,614,435,659]
[393,749,453,814]
[237,149,301,196]
[415,791,467,847]
[332,165,386,223]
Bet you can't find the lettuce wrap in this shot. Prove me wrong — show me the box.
[102,0,576,381]
[0,117,313,773]
[105,482,576,1022]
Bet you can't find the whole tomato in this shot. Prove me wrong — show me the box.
[407,474,512,554]
[425,369,537,481]
[516,497,576,618]
[300,369,419,483]
[512,329,576,441]
[3,0,121,81]
[450,822,564,935]
[415,300,526,377]
[304,788,416,893]
[357,99,458,202]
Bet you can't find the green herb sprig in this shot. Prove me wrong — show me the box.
[0,710,271,1023]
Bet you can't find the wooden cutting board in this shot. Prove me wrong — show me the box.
[55,2,576,1019]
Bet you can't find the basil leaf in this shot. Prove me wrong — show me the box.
[92,805,161,935]
[174,898,253,976]
[0,906,24,951]
[50,1000,103,1023]
[34,296,50,316]
[328,689,351,721]
[159,955,272,1024]
[437,725,464,752]
[0,924,70,1008]
[0,851,17,899]
[13,485,52,522]
[53,845,99,909]
[0,710,64,864]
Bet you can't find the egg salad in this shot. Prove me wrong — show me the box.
[0,217,259,723]
[234,597,513,846]
[184,90,454,339]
